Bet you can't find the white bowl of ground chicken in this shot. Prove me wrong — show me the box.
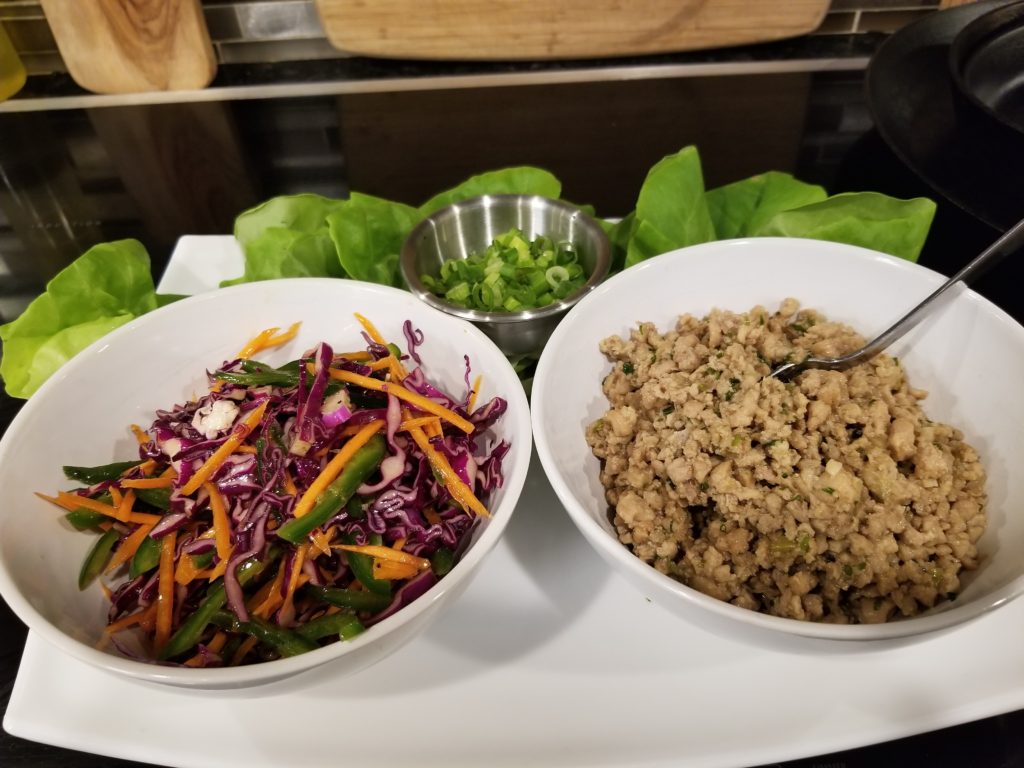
[532,237,1024,641]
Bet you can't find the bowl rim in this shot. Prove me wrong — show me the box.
[532,236,1024,642]
[0,277,533,687]
[399,193,612,325]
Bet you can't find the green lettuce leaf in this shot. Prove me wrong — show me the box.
[0,240,173,399]
[624,146,715,268]
[419,167,562,215]
[754,192,937,262]
[706,171,827,239]
[327,193,423,287]
[225,194,347,286]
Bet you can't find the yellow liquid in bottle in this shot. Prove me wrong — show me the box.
[0,24,26,102]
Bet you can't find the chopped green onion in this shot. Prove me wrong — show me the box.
[421,227,590,312]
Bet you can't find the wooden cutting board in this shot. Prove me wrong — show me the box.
[39,0,216,94]
[314,0,830,60]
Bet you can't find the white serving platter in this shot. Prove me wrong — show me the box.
[5,236,1024,768]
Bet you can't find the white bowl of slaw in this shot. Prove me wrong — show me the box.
[532,237,1024,644]
[0,278,531,688]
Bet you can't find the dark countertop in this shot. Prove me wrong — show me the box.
[1,32,1024,767]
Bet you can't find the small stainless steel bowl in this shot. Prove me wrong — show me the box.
[400,194,611,358]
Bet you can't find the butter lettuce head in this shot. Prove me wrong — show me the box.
[0,240,179,399]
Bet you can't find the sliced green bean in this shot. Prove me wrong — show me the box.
[129,534,161,578]
[276,434,387,544]
[295,612,365,642]
[63,461,141,484]
[78,528,120,590]
[303,584,391,614]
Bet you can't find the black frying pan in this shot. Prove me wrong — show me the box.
[866,0,1024,232]
[949,0,1024,139]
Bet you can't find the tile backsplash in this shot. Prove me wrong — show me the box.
[0,0,946,76]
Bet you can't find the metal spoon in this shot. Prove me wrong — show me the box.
[770,217,1024,381]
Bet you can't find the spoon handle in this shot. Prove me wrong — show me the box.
[836,216,1024,369]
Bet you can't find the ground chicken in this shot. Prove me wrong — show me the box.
[585,301,988,624]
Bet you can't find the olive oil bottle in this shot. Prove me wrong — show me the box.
[0,23,26,101]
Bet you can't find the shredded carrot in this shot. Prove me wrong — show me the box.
[231,636,259,666]
[174,551,213,585]
[354,313,386,346]
[291,421,384,519]
[424,508,442,526]
[159,465,177,479]
[282,469,298,496]
[392,537,406,551]
[237,322,301,359]
[48,491,160,525]
[408,426,490,518]
[184,631,228,667]
[399,415,442,432]
[129,459,157,477]
[105,521,156,573]
[279,544,310,620]
[105,602,158,634]
[373,559,419,580]
[250,564,286,619]
[354,313,408,379]
[179,400,269,496]
[367,356,396,372]
[235,445,258,454]
[208,559,228,582]
[468,374,482,412]
[310,526,336,557]
[154,531,178,653]
[334,543,431,571]
[130,424,150,445]
[109,485,123,506]
[334,351,373,361]
[120,476,174,489]
[204,482,233,565]
[324,369,474,433]
[426,420,444,439]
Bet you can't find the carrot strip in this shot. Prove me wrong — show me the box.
[50,491,159,524]
[310,526,336,557]
[184,631,228,667]
[154,531,178,654]
[282,469,298,497]
[325,369,474,433]
[354,313,408,379]
[399,415,442,432]
[120,476,174,489]
[354,313,386,346]
[237,322,301,359]
[250,564,286,619]
[334,543,431,571]
[109,485,123,507]
[231,636,259,666]
[291,421,384,519]
[468,374,482,412]
[129,459,158,477]
[373,559,419,581]
[279,544,310,619]
[105,602,158,634]
[204,482,233,565]
[367,357,396,372]
[179,400,269,496]
[106,521,156,573]
[334,351,373,361]
[408,427,490,518]
[174,552,212,585]
[130,424,150,445]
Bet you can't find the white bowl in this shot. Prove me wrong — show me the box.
[532,237,1024,642]
[0,278,532,688]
